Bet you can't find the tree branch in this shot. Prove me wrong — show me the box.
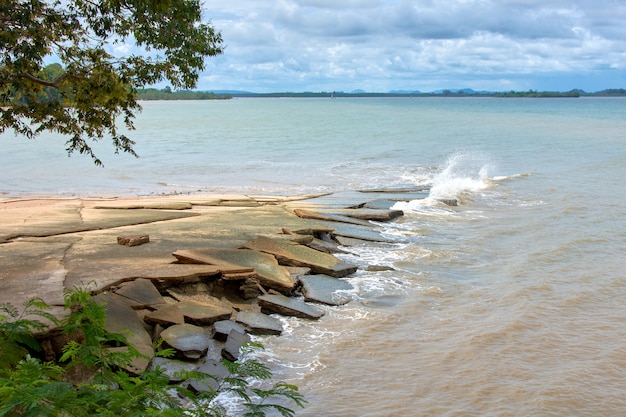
[20,72,69,88]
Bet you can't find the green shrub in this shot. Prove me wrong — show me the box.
[0,289,305,417]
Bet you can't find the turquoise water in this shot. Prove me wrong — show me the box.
[3,97,626,416]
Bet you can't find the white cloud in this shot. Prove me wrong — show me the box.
[197,0,626,92]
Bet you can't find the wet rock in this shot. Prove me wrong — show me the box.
[144,303,185,327]
[117,234,150,246]
[161,323,212,360]
[114,278,165,309]
[258,293,324,320]
[318,208,404,222]
[177,299,232,326]
[293,208,373,226]
[187,359,231,393]
[327,222,399,243]
[242,236,357,278]
[222,329,251,362]
[213,320,246,341]
[300,275,354,306]
[366,265,396,272]
[235,311,283,336]
[148,357,198,383]
[438,198,458,206]
[303,237,350,254]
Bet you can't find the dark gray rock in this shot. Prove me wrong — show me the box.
[148,357,198,383]
[187,359,230,393]
[300,275,354,306]
[222,329,251,362]
[258,293,324,320]
[213,320,246,341]
[235,311,283,336]
[161,323,212,360]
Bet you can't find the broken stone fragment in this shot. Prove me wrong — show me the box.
[93,292,154,372]
[144,304,186,327]
[161,323,212,360]
[235,311,283,336]
[213,320,246,341]
[299,274,354,306]
[177,299,232,326]
[187,359,231,393]
[148,357,198,383]
[222,329,251,362]
[258,293,324,320]
[117,234,150,246]
[114,278,165,309]
[172,248,296,293]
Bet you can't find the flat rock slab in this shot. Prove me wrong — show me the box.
[94,202,193,210]
[235,311,283,336]
[114,278,165,309]
[188,359,231,392]
[177,299,232,326]
[320,208,404,222]
[242,236,357,278]
[258,293,324,320]
[300,275,354,306]
[149,357,198,383]
[161,323,211,360]
[326,222,400,243]
[144,304,185,327]
[222,329,252,362]
[172,248,296,293]
[213,320,246,341]
[293,209,373,226]
[93,292,154,373]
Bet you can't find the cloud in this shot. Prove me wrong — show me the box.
[197,0,626,92]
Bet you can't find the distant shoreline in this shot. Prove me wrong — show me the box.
[137,88,626,100]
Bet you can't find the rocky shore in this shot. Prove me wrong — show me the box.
[0,188,433,389]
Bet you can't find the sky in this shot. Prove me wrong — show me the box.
[161,1,626,93]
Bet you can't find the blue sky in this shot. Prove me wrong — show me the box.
[132,1,626,93]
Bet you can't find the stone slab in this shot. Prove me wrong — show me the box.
[300,275,354,306]
[161,323,211,360]
[172,248,296,293]
[93,292,154,373]
[188,359,231,392]
[222,329,251,362]
[235,311,283,336]
[114,278,165,308]
[213,320,246,342]
[242,235,357,278]
[149,357,198,383]
[293,208,373,226]
[144,304,185,327]
[258,293,324,320]
[177,299,232,326]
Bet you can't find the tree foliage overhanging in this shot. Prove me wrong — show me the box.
[0,0,223,165]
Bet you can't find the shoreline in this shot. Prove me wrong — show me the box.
[0,190,419,386]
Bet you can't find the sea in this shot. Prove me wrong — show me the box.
[2,97,626,416]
